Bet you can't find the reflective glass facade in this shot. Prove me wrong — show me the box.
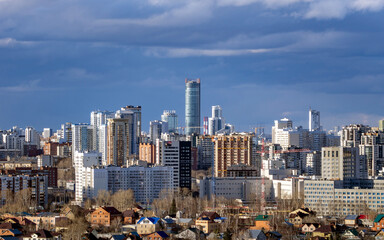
[185,79,201,135]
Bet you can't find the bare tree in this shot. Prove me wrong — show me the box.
[62,218,89,240]
[95,190,111,207]
[111,189,135,212]
[110,217,123,232]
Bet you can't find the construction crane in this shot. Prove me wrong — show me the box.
[250,127,265,140]
[250,127,267,214]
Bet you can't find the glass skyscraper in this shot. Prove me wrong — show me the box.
[185,78,201,135]
[161,110,178,133]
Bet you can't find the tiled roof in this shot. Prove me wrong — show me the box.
[374,215,384,223]
[255,215,271,221]
[314,225,333,233]
[137,217,160,224]
[122,210,136,218]
[111,234,127,240]
[33,229,53,238]
[102,207,122,215]
[345,215,358,220]
[155,231,169,239]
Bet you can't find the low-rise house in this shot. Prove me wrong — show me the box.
[250,215,272,232]
[345,215,359,227]
[358,215,372,227]
[239,229,267,240]
[142,231,169,240]
[2,217,36,232]
[60,205,85,221]
[195,212,221,234]
[176,218,194,229]
[136,217,161,235]
[0,223,21,232]
[0,229,22,237]
[373,215,384,231]
[25,212,66,230]
[341,229,360,240]
[174,228,205,240]
[302,223,320,233]
[161,218,177,233]
[90,207,122,227]
[110,234,127,240]
[122,210,139,225]
[288,208,316,227]
[312,225,334,240]
[266,231,282,240]
[23,230,62,240]
[375,229,384,240]
[0,237,19,240]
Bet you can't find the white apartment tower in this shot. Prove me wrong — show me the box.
[272,118,299,149]
[309,109,321,131]
[90,110,114,152]
[42,128,52,139]
[149,120,168,142]
[161,110,178,133]
[208,105,225,135]
[71,123,94,159]
[25,127,40,148]
[74,151,102,203]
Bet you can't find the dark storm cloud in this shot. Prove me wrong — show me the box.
[0,0,384,131]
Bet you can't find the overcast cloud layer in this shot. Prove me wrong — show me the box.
[0,0,384,132]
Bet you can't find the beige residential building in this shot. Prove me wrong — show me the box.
[321,146,366,180]
[214,134,253,177]
[139,143,155,164]
[107,118,132,166]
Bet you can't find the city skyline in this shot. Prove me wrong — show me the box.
[0,1,384,132]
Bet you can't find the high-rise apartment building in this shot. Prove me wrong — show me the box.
[74,151,102,203]
[161,110,178,133]
[116,106,142,155]
[25,127,40,148]
[90,110,114,152]
[272,119,301,149]
[60,122,72,143]
[72,123,94,157]
[139,143,156,164]
[321,146,367,180]
[208,105,225,135]
[185,79,201,135]
[98,124,108,165]
[107,117,132,166]
[197,136,214,170]
[359,131,384,177]
[42,128,52,139]
[341,124,371,147]
[214,134,253,177]
[380,120,384,132]
[0,174,48,207]
[149,120,168,141]
[309,109,321,131]
[156,140,192,189]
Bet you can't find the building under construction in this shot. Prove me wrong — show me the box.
[214,133,253,177]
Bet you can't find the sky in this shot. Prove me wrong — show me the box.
[1,0,384,133]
